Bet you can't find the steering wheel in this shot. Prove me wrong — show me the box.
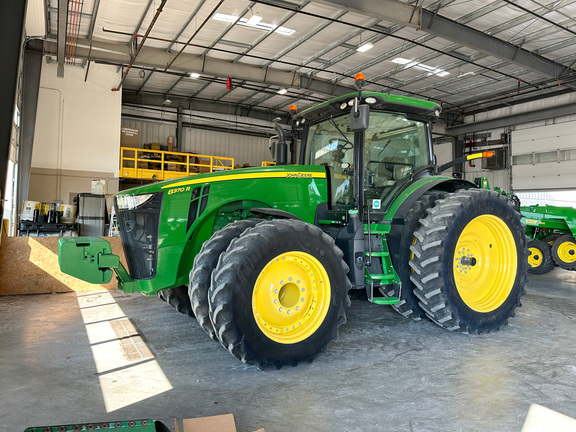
[329,138,353,150]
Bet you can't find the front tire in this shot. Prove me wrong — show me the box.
[527,239,555,274]
[409,189,528,333]
[157,286,194,317]
[208,219,351,368]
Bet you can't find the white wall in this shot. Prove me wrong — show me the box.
[32,62,122,175]
[30,62,122,202]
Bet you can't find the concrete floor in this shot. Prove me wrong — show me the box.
[1,270,576,432]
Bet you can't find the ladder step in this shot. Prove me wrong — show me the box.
[372,297,399,305]
[365,251,390,257]
[368,274,396,281]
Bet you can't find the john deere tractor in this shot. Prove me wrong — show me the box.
[59,74,528,368]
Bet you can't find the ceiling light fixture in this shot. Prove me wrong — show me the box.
[391,58,449,77]
[212,13,295,36]
[189,72,200,79]
[277,88,288,94]
[246,14,262,26]
[357,43,374,53]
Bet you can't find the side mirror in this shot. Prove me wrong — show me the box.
[350,104,369,132]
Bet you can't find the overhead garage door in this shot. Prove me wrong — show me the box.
[511,123,576,191]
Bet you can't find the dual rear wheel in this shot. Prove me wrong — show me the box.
[551,234,576,271]
[526,233,576,273]
[409,189,528,333]
[191,219,351,368]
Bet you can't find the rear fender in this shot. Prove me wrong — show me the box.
[387,178,475,268]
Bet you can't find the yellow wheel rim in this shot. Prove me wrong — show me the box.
[453,215,517,313]
[557,239,576,264]
[527,247,542,268]
[252,251,331,344]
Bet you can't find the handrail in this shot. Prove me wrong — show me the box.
[120,147,234,181]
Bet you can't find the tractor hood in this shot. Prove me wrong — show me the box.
[115,165,328,198]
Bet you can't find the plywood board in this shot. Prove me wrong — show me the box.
[0,237,126,295]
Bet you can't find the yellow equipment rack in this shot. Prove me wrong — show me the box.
[120,148,234,181]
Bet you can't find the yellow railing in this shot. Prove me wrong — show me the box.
[120,148,234,181]
[261,161,276,166]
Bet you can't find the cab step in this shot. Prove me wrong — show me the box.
[371,296,399,305]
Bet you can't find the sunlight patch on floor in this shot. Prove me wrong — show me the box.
[76,290,173,412]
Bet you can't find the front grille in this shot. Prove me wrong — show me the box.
[116,192,163,280]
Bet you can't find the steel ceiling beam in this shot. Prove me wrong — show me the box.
[86,0,100,39]
[420,12,576,87]
[122,93,290,124]
[312,0,576,89]
[311,0,421,27]
[42,38,356,97]
[446,102,576,135]
[57,0,69,77]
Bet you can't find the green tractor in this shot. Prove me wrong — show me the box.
[59,74,528,368]
[521,204,576,274]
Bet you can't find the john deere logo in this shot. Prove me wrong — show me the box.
[286,173,313,179]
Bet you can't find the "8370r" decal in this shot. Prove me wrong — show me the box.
[168,186,191,195]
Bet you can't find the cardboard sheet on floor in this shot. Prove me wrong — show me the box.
[182,414,236,432]
[180,414,264,432]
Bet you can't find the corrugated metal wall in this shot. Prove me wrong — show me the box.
[122,118,272,167]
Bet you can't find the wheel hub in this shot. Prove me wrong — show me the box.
[527,247,542,267]
[453,214,517,313]
[557,240,576,263]
[252,251,331,344]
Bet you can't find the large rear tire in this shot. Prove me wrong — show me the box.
[385,190,447,320]
[527,239,555,274]
[409,189,528,333]
[208,219,351,368]
[189,219,263,341]
[551,234,576,270]
[157,286,194,317]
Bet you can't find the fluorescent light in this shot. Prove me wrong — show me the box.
[391,57,449,77]
[357,43,374,53]
[275,26,295,36]
[212,13,238,23]
[212,13,295,36]
[277,88,288,94]
[189,72,200,79]
[247,15,262,26]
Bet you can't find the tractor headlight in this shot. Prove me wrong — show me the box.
[116,193,154,210]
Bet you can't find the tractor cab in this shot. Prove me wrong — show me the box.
[291,74,441,219]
